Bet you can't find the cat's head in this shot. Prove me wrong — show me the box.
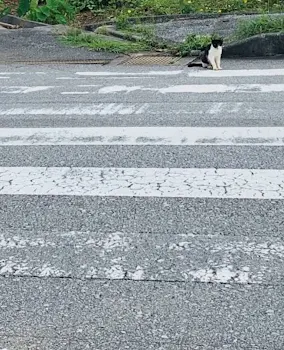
[211,39,223,48]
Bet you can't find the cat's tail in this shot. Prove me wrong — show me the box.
[187,62,203,67]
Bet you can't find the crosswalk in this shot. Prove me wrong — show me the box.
[1,65,284,348]
[0,66,283,284]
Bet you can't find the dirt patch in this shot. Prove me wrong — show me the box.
[73,10,108,28]
[3,0,18,14]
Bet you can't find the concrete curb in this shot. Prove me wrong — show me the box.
[96,25,142,42]
[223,32,284,57]
[96,25,180,47]
[1,14,49,28]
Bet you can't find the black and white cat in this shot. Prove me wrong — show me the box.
[188,38,223,70]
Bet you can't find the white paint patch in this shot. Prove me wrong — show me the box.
[98,84,284,94]
[0,77,9,79]
[211,241,284,258]
[185,266,250,283]
[0,72,25,75]
[38,264,68,277]
[84,232,130,253]
[86,267,98,278]
[0,167,283,199]
[2,127,284,146]
[0,86,53,94]
[75,70,182,76]
[57,76,154,80]
[56,77,84,80]
[100,232,130,251]
[99,85,142,94]
[130,266,145,280]
[105,264,125,279]
[188,68,284,77]
[0,234,54,248]
[0,104,147,116]
[0,259,29,276]
[208,102,224,115]
[78,85,99,87]
[61,91,89,95]
[0,259,69,278]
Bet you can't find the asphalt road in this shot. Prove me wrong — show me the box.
[1,58,284,349]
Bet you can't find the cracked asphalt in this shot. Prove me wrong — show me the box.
[1,59,284,349]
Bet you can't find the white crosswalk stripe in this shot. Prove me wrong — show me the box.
[1,126,284,146]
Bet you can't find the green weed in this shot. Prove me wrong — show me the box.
[235,14,284,39]
[61,28,151,53]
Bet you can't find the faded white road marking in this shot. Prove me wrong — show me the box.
[0,72,25,75]
[75,70,183,76]
[0,167,283,199]
[188,68,284,77]
[0,104,147,116]
[208,102,224,114]
[57,76,154,80]
[61,91,89,95]
[98,84,284,94]
[1,232,284,284]
[56,77,84,80]
[0,86,53,94]
[1,127,284,146]
[0,77,9,79]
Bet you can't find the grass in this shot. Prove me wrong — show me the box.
[235,14,284,39]
[60,28,151,53]
[61,26,224,57]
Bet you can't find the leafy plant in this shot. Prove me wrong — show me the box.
[17,0,30,17]
[116,12,131,29]
[27,0,76,24]
[177,33,211,56]
[30,0,39,10]
[235,14,284,39]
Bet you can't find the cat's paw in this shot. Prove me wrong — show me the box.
[218,67,223,70]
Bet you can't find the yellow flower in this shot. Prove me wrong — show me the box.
[199,8,203,11]
[128,9,132,13]
[187,0,192,3]
[218,9,222,12]
[243,0,247,3]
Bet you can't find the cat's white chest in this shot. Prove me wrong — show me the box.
[209,45,222,57]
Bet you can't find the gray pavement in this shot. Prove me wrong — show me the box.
[0,59,284,349]
[0,27,118,62]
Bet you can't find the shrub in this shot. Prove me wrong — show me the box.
[27,0,76,24]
